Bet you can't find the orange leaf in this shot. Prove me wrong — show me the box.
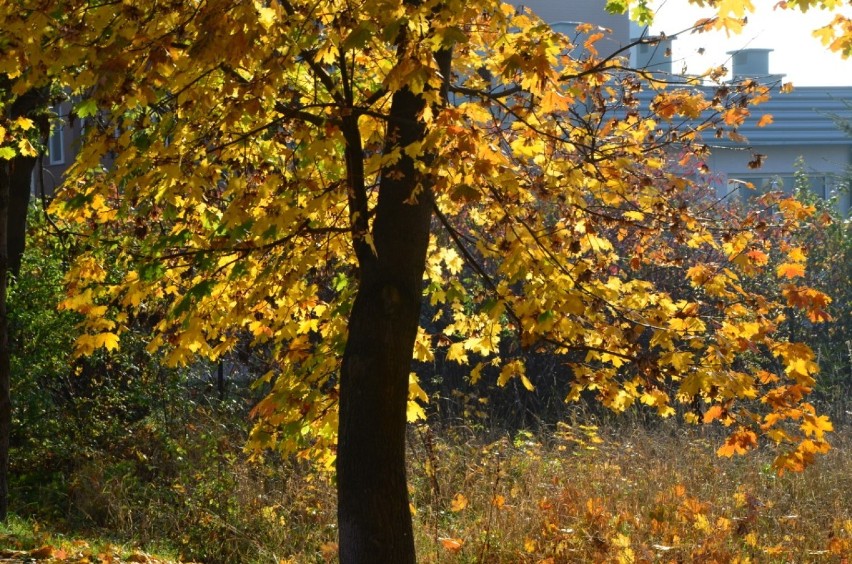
[439,537,464,553]
[757,114,773,127]
[717,429,757,457]
[776,263,805,279]
[724,107,749,126]
[319,542,338,559]
[757,370,779,384]
[746,249,769,265]
[703,405,725,424]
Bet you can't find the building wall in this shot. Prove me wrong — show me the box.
[704,84,852,213]
[515,0,630,45]
[708,145,851,211]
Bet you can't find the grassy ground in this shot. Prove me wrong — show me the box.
[2,422,850,563]
[0,513,184,562]
[407,422,851,563]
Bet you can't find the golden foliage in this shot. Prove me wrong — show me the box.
[1,0,847,471]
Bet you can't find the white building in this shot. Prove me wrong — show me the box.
[512,0,852,214]
[700,49,852,212]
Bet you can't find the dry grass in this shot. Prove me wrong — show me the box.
[406,422,852,563]
[5,422,849,563]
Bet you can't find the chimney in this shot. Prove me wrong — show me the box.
[630,25,674,76]
[633,35,674,75]
[728,48,785,82]
[551,21,589,59]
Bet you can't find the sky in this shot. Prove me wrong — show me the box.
[647,0,852,86]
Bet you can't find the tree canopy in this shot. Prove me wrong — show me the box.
[1,0,849,559]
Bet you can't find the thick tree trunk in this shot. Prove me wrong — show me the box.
[336,83,432,562]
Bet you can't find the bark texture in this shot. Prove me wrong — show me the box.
[0,159,10,522]
[336,82,431,563]
[0,86,43,521]
[7,154,34,277]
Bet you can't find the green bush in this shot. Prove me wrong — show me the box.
[6,206,335,562]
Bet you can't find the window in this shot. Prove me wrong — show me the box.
[48,104,65,165]
[729,174,831,202]
[807,176,826,199]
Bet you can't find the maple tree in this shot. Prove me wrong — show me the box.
[0,0,849,559]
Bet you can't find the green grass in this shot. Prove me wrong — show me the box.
[0,513,184,562]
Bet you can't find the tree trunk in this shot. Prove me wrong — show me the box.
[0,86,43,521]
[7,155,34,277]
[0,159,11,522]
[336,82,432,562]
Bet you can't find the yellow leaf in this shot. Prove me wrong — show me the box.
[497,359,525,387]
[469,362,485,385]
[406,374,429,422]
[95,332,120,351]
[540,90,571,113]
[744,531,758,547]
[257,6,276,30]
[756,114,773,127]
[787,246,807,262]
[450,493,468,512]
[669,351,693,371]
[14,116,34,131]
[446,342,468,364]
[406,400,427,422]
[801,414,833,439]
[724,107,749,126]
[746,249,769,265]
[408,373,428,403]
[17,138,37,157]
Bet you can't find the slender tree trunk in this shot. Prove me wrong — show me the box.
[7,155,34,277]
[0,159,11,522]
[336,81,432,562]
[0,154,35,523]
[0,86,43,521]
